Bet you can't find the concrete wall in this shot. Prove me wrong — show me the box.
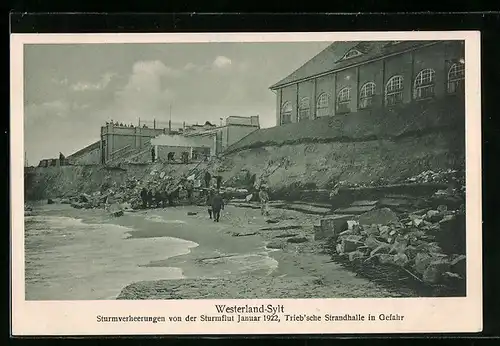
[70,147,101,165]
[101,124,166,162]
[273,41,465,125]
[226,125,259,148]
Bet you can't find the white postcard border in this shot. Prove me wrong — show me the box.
[11,31,482,335]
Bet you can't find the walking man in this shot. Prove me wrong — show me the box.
[151,147,156,163]
[211,190,225,222]
[258,185,270,216]
[206,189,214,219]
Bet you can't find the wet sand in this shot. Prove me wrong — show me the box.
[24,203,414,300]
[114,205,413,299]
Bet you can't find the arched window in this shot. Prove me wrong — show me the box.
[336,87,351,114]
[385,75,404,106]
[316,93,329,117]
[359,82,376,109]
[414,68,436,100]
[298,97,310,122]
[447,61,465,94]
[280,102,292,125]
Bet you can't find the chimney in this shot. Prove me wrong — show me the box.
[169,120,172,134]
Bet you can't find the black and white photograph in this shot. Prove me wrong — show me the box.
[12,31,482,335]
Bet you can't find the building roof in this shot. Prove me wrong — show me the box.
[269,40,441,90]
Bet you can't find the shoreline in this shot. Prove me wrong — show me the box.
[25,202,424,300]
[115,205,415,299]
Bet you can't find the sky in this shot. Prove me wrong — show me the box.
[23,41,331,165]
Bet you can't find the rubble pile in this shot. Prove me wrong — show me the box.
[403,169,464,186]
[66,169,195,212]
[321,206,466,294]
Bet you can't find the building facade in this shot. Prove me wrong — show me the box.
[270,40,465,126]
[100,123,169,164]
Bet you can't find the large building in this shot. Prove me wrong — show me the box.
[151,115,260,162]
[270,40,465,126]
[62,115,260,166]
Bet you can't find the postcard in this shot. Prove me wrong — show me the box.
[11,30,482,335]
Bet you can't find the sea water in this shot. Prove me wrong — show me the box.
[24,214,198,300]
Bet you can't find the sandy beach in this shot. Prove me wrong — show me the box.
[25,202,414,300]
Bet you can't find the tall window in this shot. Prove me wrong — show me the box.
[448,61,465,94]
[385,75,404,106]
[414,68,436,100]
[280,102,292,125]
[316,93,329,117]
[298,97,310,122]
[336,87,351,114]
[359,82,376,109]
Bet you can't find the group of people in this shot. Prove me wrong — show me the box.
[137,169,271,223]
[140,186,179,209]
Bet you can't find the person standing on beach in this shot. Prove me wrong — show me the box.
[185,179,194,204]
[211,190,224,222]
[206,189,214,219]
[146,189,153,208]
[204,171,211,189]
[216,175,222,190]
[140,187,148,209]
[258,186,270,216]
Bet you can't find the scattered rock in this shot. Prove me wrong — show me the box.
[342,238,364,252]
[187,212,198,216]
[47,198,54,204]
[287,236,308,244]
[450,254,466,278]
[266,219,279,224]
[358,208,398,226]
[362,225,379,236]
[414,253,433,275]
[112,210,124,217]
[275,233,298,239]
[348,250,365,262]
[266,240,285,249]
[370,244,391,257]
[423,259,451,284]
[393,253,409,267]
[437,205,448,213]
[232,231,257,237]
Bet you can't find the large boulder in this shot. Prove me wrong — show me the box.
[342,238,364,252]
[436,213,466,255]
[320,215,355,236]
[450,254,466,278]
[358,208,398,226]
[287,236,308,244]
[423,259,451,284]
[393,253,410,267]
[414,252,433,275]
[348,250,365,262]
